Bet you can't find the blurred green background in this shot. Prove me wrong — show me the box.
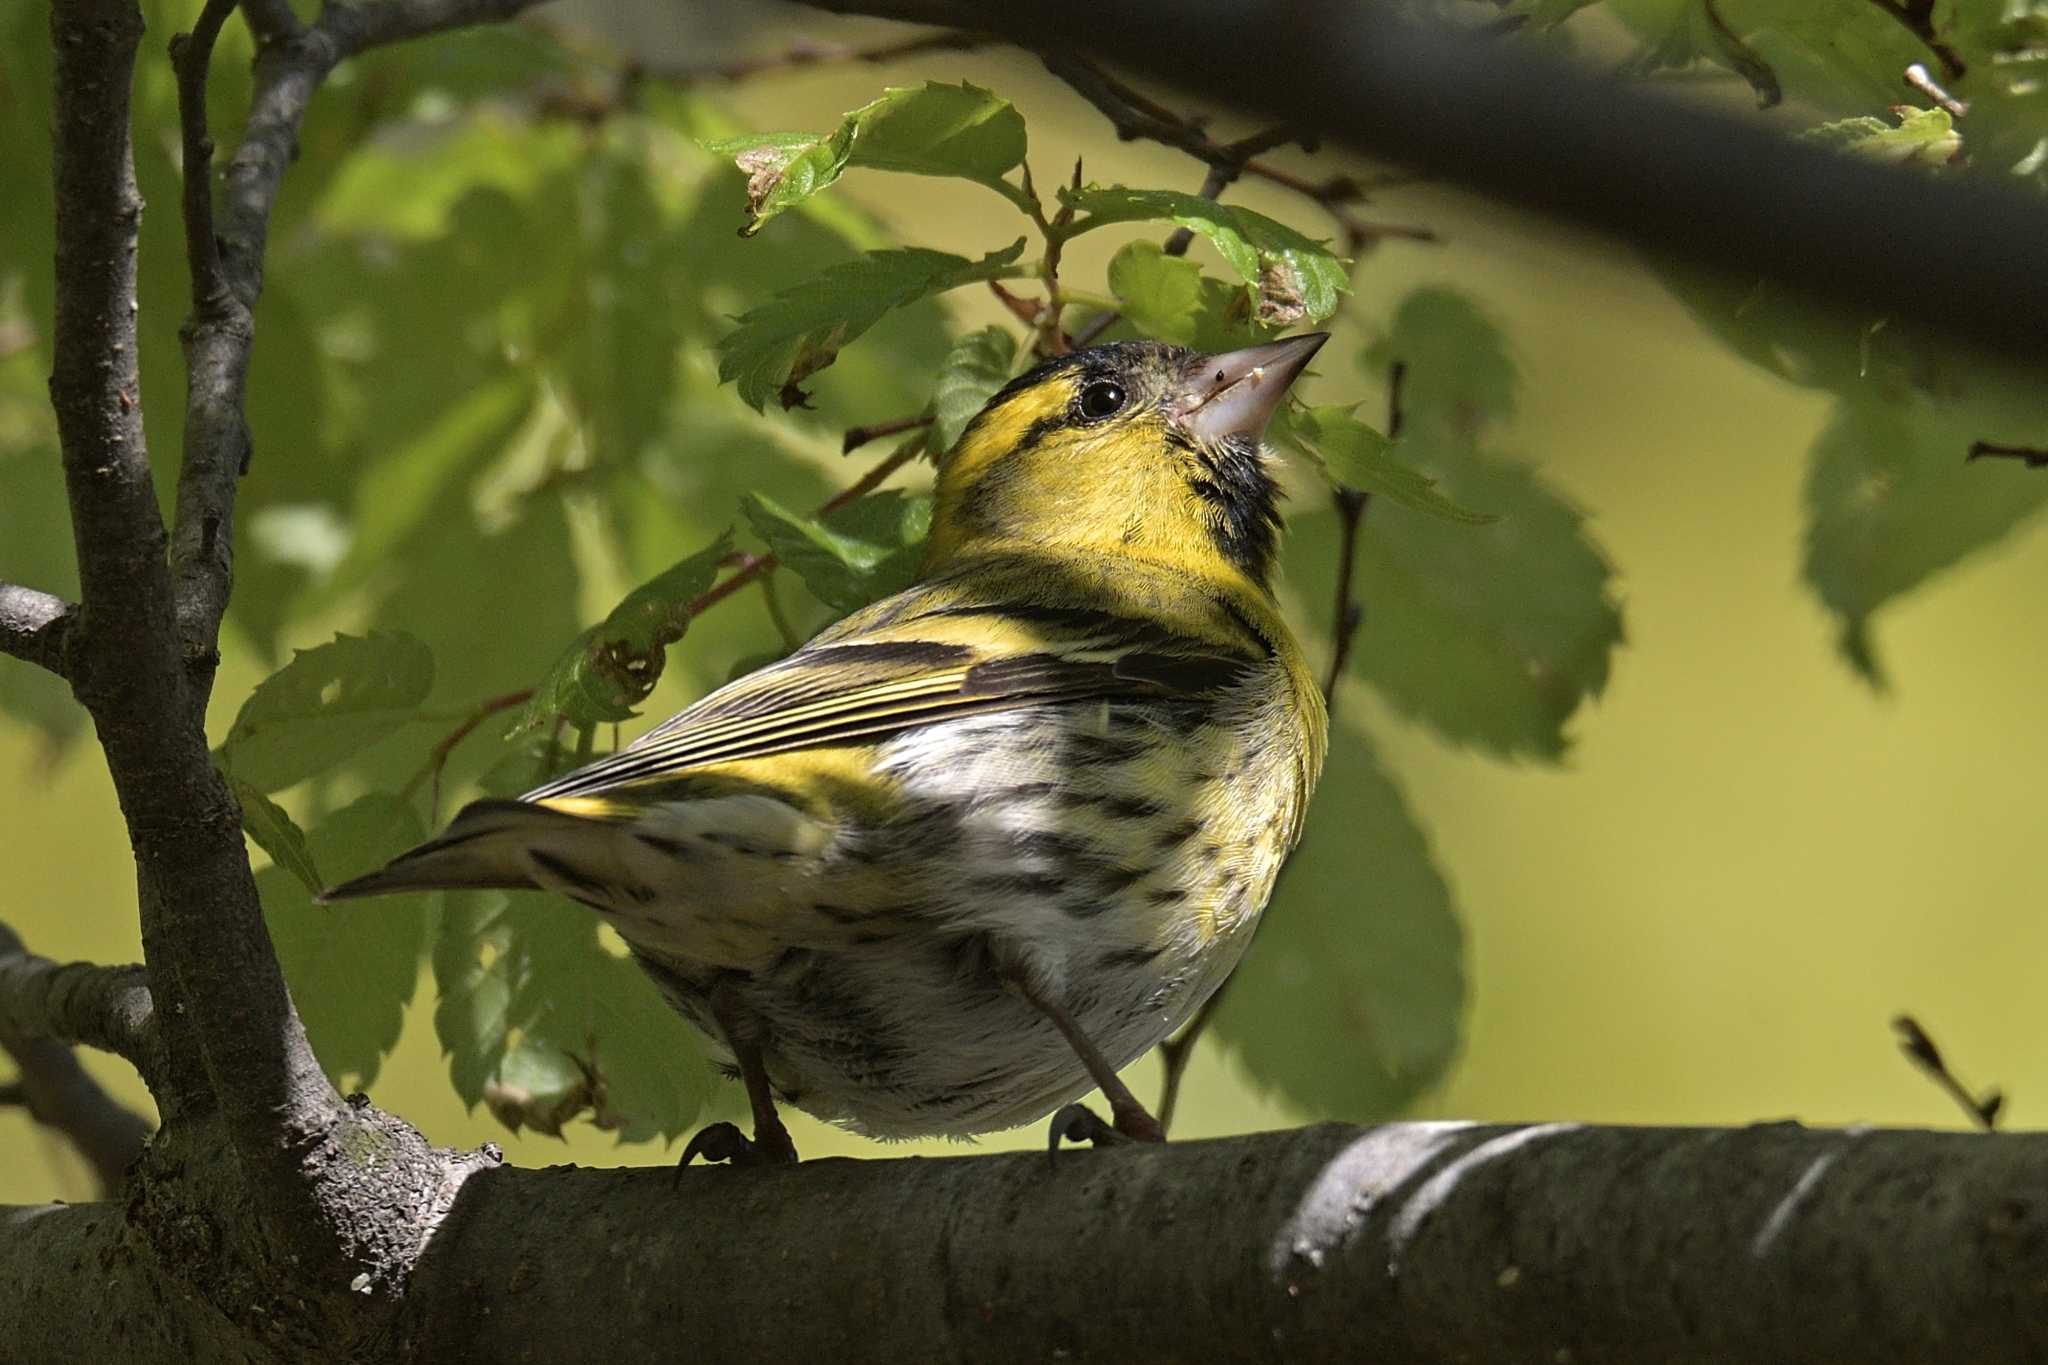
[5,2,2046,1200]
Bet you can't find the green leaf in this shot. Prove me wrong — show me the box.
[1341,286,1623,758]
[1105,240,1205,344]
[230,776,323,895]
[929,325,1018,454]
[1805,108,1960,164]
[1804,380,2048,686]
[744,490,933,613]
[708,82,1029,233]
[262,794,434,1087]
[1061,186,1347,327]
[219,633,436,793]
[1282,404,1497,524]
[718,241,1026,410]
[1214,722,1464,1119]
[1364,286,1517,434]
[433,890,713,1142]
[515,531,735,736]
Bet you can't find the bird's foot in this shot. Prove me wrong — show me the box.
[678,1119,799,1171]
[1045,1100,1166,1161]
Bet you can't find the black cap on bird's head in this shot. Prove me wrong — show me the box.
[926,334,1328,589]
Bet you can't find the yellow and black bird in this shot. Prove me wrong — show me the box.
[323,334,1329,1162]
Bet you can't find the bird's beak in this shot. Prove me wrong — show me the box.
[1174,333,1328,442]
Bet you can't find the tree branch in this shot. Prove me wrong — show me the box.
[44,0,555,1284]
[804,0,2048,358]
[0,924,160,1086]
[0,583,78,681]
[260,1123,2048,1361]
[0,925,155,1195]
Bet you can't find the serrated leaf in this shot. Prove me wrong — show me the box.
[219,632,436,792]
[1804,380,2048,686]
[515,531,735,735]
[1061,185,1347,327]
[1106,240,1205,344]
[1343,286,1622,758]
[708,82,1028,233]
[744,490,933,613]
[1214,721,1464,1119]
[929,326,1018,453]
[718,241,1026,410]
[433,890,712,1142]
[263,794,433,1087]
[229,775,322,894]
[1282,404,1497,524]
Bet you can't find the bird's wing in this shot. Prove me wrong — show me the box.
[523,586,1265,803]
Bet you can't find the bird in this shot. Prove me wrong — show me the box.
[322,333,1330,1164]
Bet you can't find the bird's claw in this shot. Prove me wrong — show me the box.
[678,1120,799,1174]
[1045,1101,1165,1163]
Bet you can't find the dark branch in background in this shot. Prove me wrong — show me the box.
[1865,0,1967,80]
[842,412,934,454]
[0,583,78,681]
[804,0,2048,358]
[1893,1014,2003,1130]
[1038,49,1434,252]
[643,27,990,82]
[1967,439,2048,468]
[0,926,153,1195]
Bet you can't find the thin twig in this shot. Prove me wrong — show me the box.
[417,435,931,771]
[1893,1014,2002,1131]
[1863,0,1966,80]
[1966,440,2048,468]
[843,413,934,455]
[1904,63,1967,119]
[168,0,253,718]
[1154,359,1397,1131]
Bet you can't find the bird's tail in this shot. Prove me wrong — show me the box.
[317,798,590,902]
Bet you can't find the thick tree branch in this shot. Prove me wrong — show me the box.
[13,1121,2042,1363]
[806,0,2048,357]
[0,1035,152,1195]
[45,0,553,1291]
[0,583,78,680]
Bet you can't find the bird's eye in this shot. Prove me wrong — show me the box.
[1078,380,1126,420]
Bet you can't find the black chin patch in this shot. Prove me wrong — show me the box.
[1177,431,1282,585]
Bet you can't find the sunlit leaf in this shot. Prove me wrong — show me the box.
[515,532,735,735]
[718,241,1026,410]
[263,794,434,1087]
[708,82,1029,233]
[929,325,1018,454]
[219,633,436,792]
[1805,108,1960,164]
[743,490,932,613]
[230,775,323,895]
[1214,720,1464,1119]
[1061,185,1347,327]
